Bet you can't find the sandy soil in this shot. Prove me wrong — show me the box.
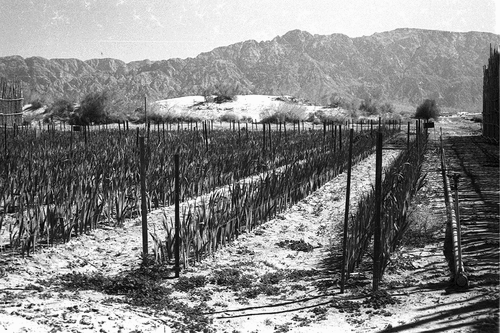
[154,95,326,122]
[0,117,498,333]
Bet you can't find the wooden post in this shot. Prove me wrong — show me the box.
[268,123,272,152]
[340,128,354,293]
[4,123,7,155]
[262,122,266,152]
[174,154,180,277]
[323,122,326,144]
[407,122,410,150]
[204,121,209,150]
[373,132,383,291]
[333,125,336,153]
[139,136,148,261]
[339,125,342,151]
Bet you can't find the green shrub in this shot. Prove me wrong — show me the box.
[359,98,378,115]
[213,81,240,103]
[260,103,306,123]
[311,110,346,124]
[379,102,395,114]
[132,103,202,124]
[219,112,240,123]
[174,275,207,292]
[415,99,440,120]
[471,115,483,123]
[24,100,44,111]
[71,92,109,125]
[48,99,74,120]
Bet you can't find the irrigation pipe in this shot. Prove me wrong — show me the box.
[440,132,468,288]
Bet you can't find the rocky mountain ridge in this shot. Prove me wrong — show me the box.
[1,28,499,112]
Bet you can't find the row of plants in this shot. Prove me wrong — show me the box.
[343,123,428,280]
[151,126,401,267]
[0,122,365,254]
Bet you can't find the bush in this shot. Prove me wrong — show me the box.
[415,99,440,120]
[471,115,483,123]
[24,100,44,111]
[379,102,395,114]
[219,112,240,123]
[133,103,203,124]
[48,99,74,120]
[213,82,240,104]
[70,92,109,125]
[359,98,378,115]
[310,110,346,124]
[260,103,307,123]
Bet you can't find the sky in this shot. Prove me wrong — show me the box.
[0,0,498,63]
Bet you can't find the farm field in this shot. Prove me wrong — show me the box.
[0,117,498,333]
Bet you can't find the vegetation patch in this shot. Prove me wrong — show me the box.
[174,275,207,292]
[210,268,254,290]
[276,239,314,252]
[39,262,214,332]
[361,290,401,309]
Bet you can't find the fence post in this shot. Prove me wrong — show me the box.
[407,122,411,150]
[4,123,7,155]
[340,128,354,293]
[268,123,272,153]
[339,125,342,151]
[262,122,266,152]
[139,136,148,261]
[174,154,181,278]
[373,131,383,292]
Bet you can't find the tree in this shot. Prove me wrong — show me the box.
[72,92,110,125]
[213,81,240,103]
[415,99,440,120]
[48,99,74,120]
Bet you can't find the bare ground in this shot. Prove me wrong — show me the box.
[0,117,498,333]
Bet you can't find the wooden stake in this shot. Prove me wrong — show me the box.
[174,154,180,278]
[140,136,148,261]
[340,128,354,293]
[373,132,383,291]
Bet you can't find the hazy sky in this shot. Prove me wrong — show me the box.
[1,0,498,63]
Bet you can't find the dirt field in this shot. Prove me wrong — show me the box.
[0,116,498,333]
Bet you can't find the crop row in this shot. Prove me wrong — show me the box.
[0,122,390,254]
[152,125,401,266]
[344,123,428,282]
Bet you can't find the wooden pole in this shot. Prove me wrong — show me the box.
[373,131,383,291]
[262,122,266,152]
[174,154,181,278]
[144,96,147,124]
[139,136,148,261]
[339,125,342,151]
[340,128,354,293]
[407,122,410,150]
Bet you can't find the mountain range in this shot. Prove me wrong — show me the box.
[1,28,499,112]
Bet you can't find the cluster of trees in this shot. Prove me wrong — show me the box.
[415,99,440,120]
[31,85,440,125]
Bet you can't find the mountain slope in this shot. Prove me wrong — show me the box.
[1,28,498,111]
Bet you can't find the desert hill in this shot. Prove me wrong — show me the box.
[1,28,499,112]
